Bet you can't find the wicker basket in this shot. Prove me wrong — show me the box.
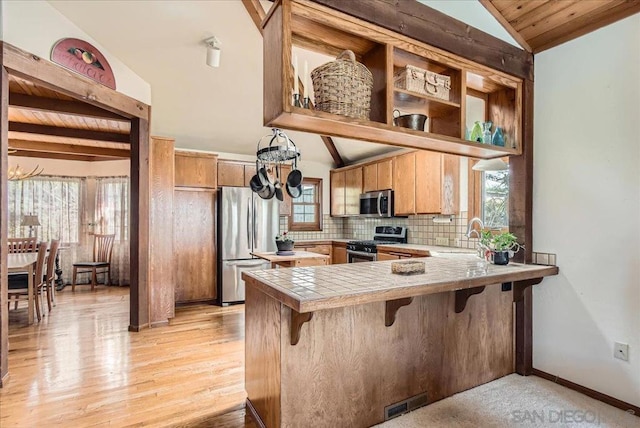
[311,50,373,120]
[394,65,451,101]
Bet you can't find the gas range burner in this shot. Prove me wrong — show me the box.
[346,226,408,253]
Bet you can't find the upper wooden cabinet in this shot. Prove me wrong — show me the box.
[330,167,362,217]
[392,151,460,216]
[262,0,522,159]
[217,160,247,187]
[175,151,217,188]
[362,159,393,193]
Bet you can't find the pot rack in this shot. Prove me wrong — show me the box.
[256,128,300,164]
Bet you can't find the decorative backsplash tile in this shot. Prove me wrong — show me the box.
[532,252,557,266]
[279,211,483,249]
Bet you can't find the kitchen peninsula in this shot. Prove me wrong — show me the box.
[243,256,558,427]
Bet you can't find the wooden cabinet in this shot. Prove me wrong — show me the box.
[392,151,459,215]
[330,170,346,216]
[363,163,377,193]
[217,160,246,187]
[244,164,256,187]
[377,159,393,190]
[415,151,442,214]
[377,248,429,260]
[332,242,347,264]
[173,189,217,303]
[175,151,217,188]
[362,159,393,192]
[294,243,332,263]
[393,152,416,215]
[345,167,362,216]
[262,0,522,159]
[330,167,362,217]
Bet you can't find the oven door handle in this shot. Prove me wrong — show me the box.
[347,249,377,261]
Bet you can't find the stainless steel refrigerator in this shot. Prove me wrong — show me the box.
[218,187,279,304]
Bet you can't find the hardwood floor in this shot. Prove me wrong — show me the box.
[1,286,256,427]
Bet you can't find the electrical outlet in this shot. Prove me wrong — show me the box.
[614,342,629,361]
[435,237,449,246]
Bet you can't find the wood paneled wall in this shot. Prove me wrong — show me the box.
[149,137,175,325]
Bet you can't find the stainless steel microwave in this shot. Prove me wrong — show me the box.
[359,190,394,217]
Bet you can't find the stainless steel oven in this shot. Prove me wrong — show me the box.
[346,249,376,263]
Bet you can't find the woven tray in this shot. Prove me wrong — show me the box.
[391,260,426,275]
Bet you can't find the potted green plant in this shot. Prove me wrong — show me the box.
[275,231,294,252]
[479,231,523,265]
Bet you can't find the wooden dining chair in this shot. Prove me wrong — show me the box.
[72,234,115,291]
[8,241,48,322]
[44,239,60,311]
[8,237,37,253]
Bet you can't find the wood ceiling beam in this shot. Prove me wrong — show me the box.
[9,150,106,162]
[9,93,129,122]
[243,0,345,168]
[1,42,148,120]
[8,122,130,143]
[478,0,532,53]
[8,139,130,158]
[242,0,266,32]
[309,0,533,81]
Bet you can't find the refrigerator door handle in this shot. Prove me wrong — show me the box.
[253,197,258,249]
[247,197,252,249]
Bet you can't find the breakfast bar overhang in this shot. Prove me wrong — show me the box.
[242,256,558,427]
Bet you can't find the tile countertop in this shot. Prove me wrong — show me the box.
[242,257,559,313]
[376,243,477,256]
[293,239,350,245]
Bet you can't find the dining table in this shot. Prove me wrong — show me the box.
[8,252,38,325]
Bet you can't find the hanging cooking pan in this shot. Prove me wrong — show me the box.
[286,183,303,198]
[250,161,265,193]
[274,163,284,202]
[286,155,303,188]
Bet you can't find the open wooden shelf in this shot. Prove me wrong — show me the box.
[269,107,518,158]
[393,88,460,118]
[264,0,523,158]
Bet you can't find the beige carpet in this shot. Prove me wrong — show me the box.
[376,375,639,428]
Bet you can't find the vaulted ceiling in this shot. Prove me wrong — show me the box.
[479,0,640,53]
[20,0,640,164]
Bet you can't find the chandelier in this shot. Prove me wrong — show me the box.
[8,164,44,181]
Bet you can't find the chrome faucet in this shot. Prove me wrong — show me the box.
[465,217,484,239]
[466,217,485,258]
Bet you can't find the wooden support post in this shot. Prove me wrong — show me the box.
[0,62,9,387]
[384,297,413,327]
[513,278,542,376]
[290,310,313,345]
[454,286,485,314]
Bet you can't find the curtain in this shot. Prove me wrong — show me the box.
[94,176,130,285]
[8,176,84,281]
[8,175,131,287]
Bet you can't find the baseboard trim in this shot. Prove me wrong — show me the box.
[532,368,639,417]
[150,320,169,328]
[246,398,266,428]
[128,323,148,332]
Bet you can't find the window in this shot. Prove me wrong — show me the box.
[482,169,508,228]
[288,178,322,231]
[468,160,509,231]
[8,176,82,243]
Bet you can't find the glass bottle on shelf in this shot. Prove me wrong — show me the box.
[469,121,482,142]
[492,127,505,147]
[482,121,493,144]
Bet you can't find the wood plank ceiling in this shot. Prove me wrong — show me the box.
[8,75,130,161]
[480,0,640,53]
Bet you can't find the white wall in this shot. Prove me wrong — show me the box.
[9,156,130,177]
[533,15,640,406]
[1,0,150,104]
